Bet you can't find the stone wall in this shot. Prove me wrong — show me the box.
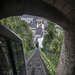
[56,31,75,75]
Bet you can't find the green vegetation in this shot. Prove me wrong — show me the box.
[0,16,34,60]
[0,16,63,74]
[40,21,63,75]
[40,49,55,75]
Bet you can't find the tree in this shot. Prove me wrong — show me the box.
[41,21,63,74]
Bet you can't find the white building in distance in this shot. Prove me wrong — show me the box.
[20,15,48,48]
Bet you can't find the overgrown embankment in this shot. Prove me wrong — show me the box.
[0,16,34,60]
[40,21,63,75]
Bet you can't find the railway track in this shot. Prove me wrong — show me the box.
[26,48,50,75]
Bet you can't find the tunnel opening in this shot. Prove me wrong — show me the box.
[0,14,64,75]
[20,15,64,75]
[0,0,75,75]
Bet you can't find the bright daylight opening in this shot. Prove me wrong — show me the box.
[0,14,63,75]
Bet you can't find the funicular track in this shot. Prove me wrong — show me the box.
[26,48,50,75]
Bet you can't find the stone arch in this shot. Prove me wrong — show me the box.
[0,0,74,31]
[0,0,75,75]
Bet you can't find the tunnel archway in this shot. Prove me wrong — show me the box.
[0,0,74,31]
[0,0,75,75]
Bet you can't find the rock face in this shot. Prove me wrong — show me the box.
[26,49,48,75]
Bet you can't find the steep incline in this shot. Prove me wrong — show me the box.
[26,49,49,75]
